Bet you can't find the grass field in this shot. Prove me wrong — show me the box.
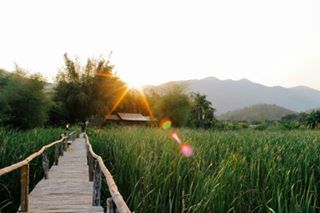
[90,127,320,212]
[0,128,63,212]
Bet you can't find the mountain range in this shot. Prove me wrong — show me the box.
[155,77,320,115]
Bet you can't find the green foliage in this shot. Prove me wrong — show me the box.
[51,54,115,123]
[0,128,63,212]
[146,86,216,128]
[306,110,320,129]
[148,84,192,127]
[90,127,320,212]
[280,112,316,130]
[51,54,150,125]
[189,92,215,128]
[214,120,250,130]
[116,89,150,115]
[0,69,50,129]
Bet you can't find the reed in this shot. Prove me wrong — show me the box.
[0,128,63,212]
[90,127,320,212]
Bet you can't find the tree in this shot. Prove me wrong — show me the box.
[189,92,215,128]
[0,68,50,129]
[51,54,151,125]
[306,110,320,129]
[150,84,192,127]
[51,54,117,124]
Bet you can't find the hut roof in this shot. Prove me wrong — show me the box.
[118,113,149,121]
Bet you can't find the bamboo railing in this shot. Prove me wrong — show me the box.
[84,133,131,213]
[0,131,77,212]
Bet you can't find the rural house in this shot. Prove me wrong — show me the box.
[105,113,156,126]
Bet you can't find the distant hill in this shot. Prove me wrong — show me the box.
[153,77,320,115]
[218,104,295,121]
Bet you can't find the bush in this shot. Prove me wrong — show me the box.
[0,70,50,129]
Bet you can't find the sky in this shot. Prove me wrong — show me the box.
[0,0,320,89]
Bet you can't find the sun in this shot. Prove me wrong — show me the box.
[124,79,145,90]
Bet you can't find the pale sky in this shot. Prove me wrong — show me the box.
[1,0,320,89]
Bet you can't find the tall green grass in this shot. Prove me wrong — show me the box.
[0,128,63,212]
[90,127,320,212]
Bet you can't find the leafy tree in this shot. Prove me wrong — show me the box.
[0,68,50,129]
[306,110,320,129]
[116,89,150,115]
[51,54,150,125]
[51,54,116,124]
[189,92,215,128]
[281,113,299,122]
[151,84,192,127]
[280,111,319,130]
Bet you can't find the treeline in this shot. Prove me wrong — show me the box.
[0,54,215,129]
[2,54,319,130]
[216,110,320,131]
[280,110,320,129]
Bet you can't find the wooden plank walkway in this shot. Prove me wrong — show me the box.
[26,136,104,213]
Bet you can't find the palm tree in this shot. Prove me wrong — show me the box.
[306,110,320,129]
[191,92,215,128]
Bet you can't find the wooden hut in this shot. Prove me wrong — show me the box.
[105,113,155,126]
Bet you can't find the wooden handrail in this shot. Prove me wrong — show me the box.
[0,130,77,212]
[0,131,78,176]
[84,134,131,213]
[0,136,66,176]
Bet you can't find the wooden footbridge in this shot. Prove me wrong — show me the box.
[0,132,131,213]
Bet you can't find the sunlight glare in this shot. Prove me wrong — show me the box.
[125,79,144,91]
[172,131,182,144]
[160,118,172,130]
[180,143,193,157]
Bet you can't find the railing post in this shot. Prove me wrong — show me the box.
[63,132,68,151]
[92,160,102,206]
[54,143,59,165]
[67,134,72,148]
[88,154,94,181]
[86,137,94,182]
[42,150,49,179]
[60,137,64,156]
[20,164,29,212]
[107,198,116,213]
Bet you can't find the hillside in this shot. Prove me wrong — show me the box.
[218,104,296,122]
[154,77,320,114]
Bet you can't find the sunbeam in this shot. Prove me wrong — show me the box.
[137,89,158,127]
[107,85,130,116]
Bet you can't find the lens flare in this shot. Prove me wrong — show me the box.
[180,143,193,157]
[171,131,182,144]
[160,118,172,130]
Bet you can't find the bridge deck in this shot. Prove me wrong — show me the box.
[27,136,103,213]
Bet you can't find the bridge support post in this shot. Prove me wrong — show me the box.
[42,151,49,179]
[106,198,116,213]
[92,160,102,206]
[20,164,29,212]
